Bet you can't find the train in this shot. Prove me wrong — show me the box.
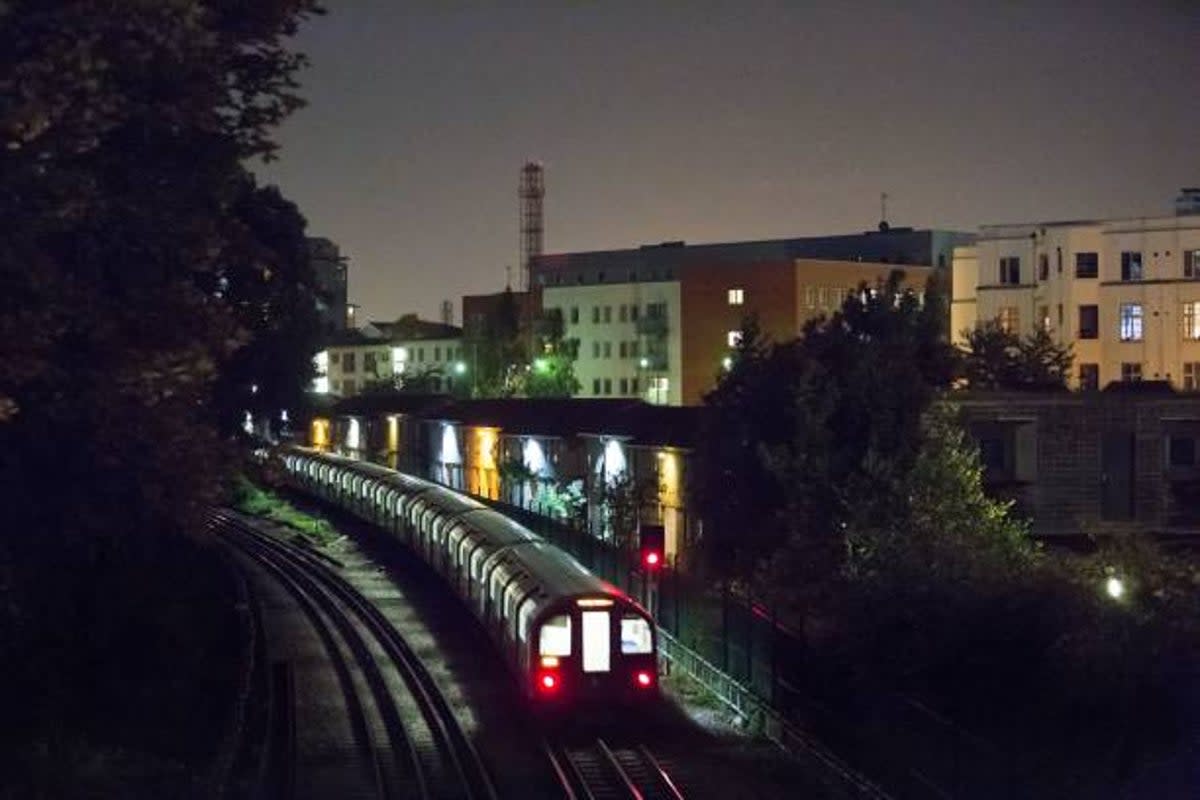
[280,446,659,707]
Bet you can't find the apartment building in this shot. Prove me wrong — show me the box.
[952,191,1200,390]
[312,319,464,397]
[533,227,957,404]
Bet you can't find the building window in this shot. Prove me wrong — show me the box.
[619,305,628,323]
[433,346,441,361]
[592,306,600,323]
[603,378,612,395]
[1057,303,1064,328]
[997,306,1019,334]
[570,306,579,324]
[1078,363,1099,391]
[1075,252,1098,278]
[592,341,600,358]
[630,341,640,357]
[728,288,745,305]
[593,378,601,395]
[1184,362,1200,391]
[603,306,612,323]
[330,352,340,365]
[727,330,742,348]
[603,341,612,358]
[1170,436,1197,467]
[1038,305,1050,331]
[1121,362,1142,382]
[343,352,356,373]
[1078,305,1099,339]
[1038,253,1049,281]
[1120,251,1143,281]
[1119,303,1143,341]
[364,352,377,373]
[630,305,639,321]
[619,378,629,394]
[1184,302,1200,340]
[344,379,356,394]
[631,377,639,393]
[417,347,425,362]
[999,256,1021,285]
[1186,250,1200,279]
[619,341,627,358]
[1056,246,1062,274]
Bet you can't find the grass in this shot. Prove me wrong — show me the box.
[231,476,342,546]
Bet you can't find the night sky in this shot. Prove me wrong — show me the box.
[257,1,1200,324]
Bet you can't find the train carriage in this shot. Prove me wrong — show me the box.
[281,447,659,707]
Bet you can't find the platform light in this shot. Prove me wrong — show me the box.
[639,357,649,369]
[454,361,466,375]
[1106,575,1125,600]
[722,356,733,371]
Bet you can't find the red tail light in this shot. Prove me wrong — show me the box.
[537,671,559,693]
[635,670,654,688]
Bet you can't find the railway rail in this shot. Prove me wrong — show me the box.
[212,510,498,800]
[546,739,685,800]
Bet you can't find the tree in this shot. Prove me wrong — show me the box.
[464,287,525,396]
[523,308,581,397]
[0,0,322,778]
[693,272,957,587]
[960,321,1073,390]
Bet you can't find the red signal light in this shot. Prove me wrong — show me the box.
[644,551,661,568]
[640,524,665,571]
[635,670,654,688]
[537,671,559,693]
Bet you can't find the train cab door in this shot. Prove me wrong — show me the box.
[580,610,611,674]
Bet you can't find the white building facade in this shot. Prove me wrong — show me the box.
[542,281,683,406]
[953,203,1200,390]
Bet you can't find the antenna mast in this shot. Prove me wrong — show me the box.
[519,162,544,291]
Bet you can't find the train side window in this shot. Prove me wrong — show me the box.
[517,598,537,641]
[539,614,572,656]
[620,615,653,654]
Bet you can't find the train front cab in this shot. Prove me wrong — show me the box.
[522,596,657,708]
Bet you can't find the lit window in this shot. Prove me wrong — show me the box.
[727,330,742,348]
[620,615,653,654]
[1119,303,1143,341]
[1184,363,1200,391]
[1038,305,1050,332]
[1183,302,1200,340]
[1186,250,1200,279]
[997,307,1019,334]
[1121,362,1142,382]
[728,288,745,305]
[539,614,571,656]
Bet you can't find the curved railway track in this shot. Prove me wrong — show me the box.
[546,739,685,800]
[212,510,498,800]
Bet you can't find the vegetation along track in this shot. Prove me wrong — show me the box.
[547,739,685,800]
[211,509,499,800]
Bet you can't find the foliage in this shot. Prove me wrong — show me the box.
[694,272,955,584]
[464,287,525,396]
[959,321,1074,390]
[595,471,657,550]
[0,0,322,781]
[524,308,581,397]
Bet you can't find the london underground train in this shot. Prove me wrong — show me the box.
[281,447,659,706]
